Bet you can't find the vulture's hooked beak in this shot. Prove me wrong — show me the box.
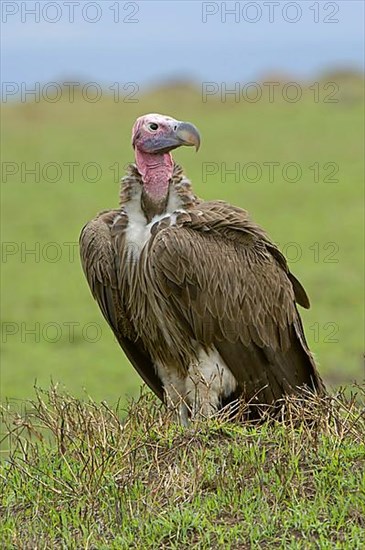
[174,122,201,152]
[142,121,201,154]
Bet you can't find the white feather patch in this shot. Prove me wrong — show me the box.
[186,348,237,416]
[158,348,238,422]
[124,188,185,260]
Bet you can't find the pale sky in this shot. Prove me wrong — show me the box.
[1,1,364,89]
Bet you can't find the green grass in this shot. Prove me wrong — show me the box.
[1,386,364,548]
[1,79,364,406]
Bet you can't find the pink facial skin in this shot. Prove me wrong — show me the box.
[132,113,200,201]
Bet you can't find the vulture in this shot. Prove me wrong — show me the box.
[80,113,325,424]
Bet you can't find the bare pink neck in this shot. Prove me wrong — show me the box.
[135,149,173,201]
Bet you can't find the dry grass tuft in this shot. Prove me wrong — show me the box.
[1,385,364,548]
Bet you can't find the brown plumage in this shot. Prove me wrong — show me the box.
[80,114,325,424]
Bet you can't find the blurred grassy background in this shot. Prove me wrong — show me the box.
[1,74,364,406]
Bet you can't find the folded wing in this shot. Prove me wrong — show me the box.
[79,210,164,401]
[145,201,325,404]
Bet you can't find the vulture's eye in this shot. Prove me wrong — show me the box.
[148,123,159,131]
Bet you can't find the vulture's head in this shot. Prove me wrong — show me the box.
[132,113,200,155]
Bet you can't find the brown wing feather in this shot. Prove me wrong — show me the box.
[79,211,164,401]
[147,201,325,403]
